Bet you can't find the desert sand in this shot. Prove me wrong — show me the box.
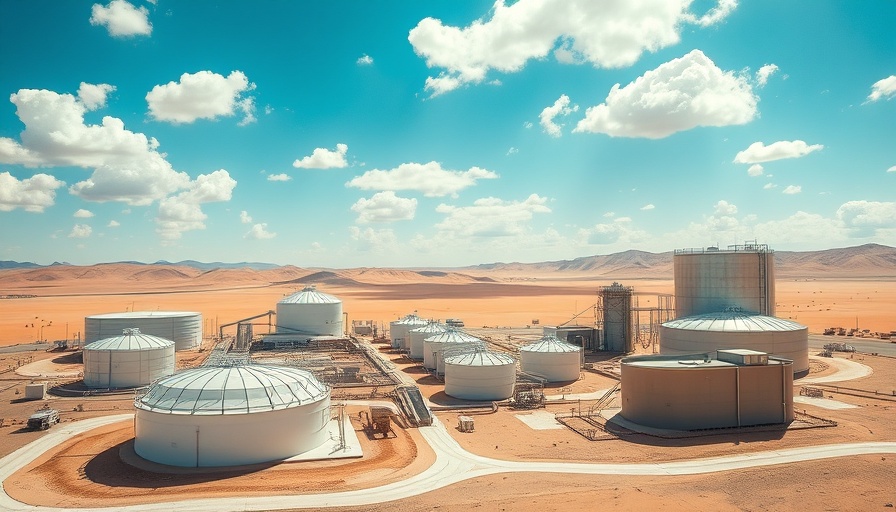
[1,259,895,511]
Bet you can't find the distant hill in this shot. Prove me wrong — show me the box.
[0,244,893,278]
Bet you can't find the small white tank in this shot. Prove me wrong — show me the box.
[389,313,428,349]
[408,322,447,360]
[520,335,582,382]
[277,286,343,336]
[83,328,176,388]
[422,328,484,373]
[444,349,516,401]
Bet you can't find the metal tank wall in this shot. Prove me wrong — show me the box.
[620,355,793,430]
[444,352,516,401]
[276,287,343,336]
[674,247,775,317]
[409,323,447,360]
[659,313,808,373]
[85,312,202,351]
[390,315,428,349]
[134,396,331,467]
[519,337,582,382]
[83,343,175,388]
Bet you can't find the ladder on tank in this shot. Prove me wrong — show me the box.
[758,250,767,315]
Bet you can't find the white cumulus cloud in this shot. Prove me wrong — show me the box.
[351,191,418,224]
[90,0,152,37]
[347,161,498,197]
[77,83,116,110]
[74,209,94,218]
[574,50,757,139]
[240,210,252,224]
[293,143,349,169]
[435,194,550,237]
[0,172,65,213]
[866,75,896,102]
[69,224,93,238]
[747,164,764,176]
[539,94,578,137]
[245,223,276,240]
[763,183,777,190]
[357,54,374,65]
[888,166,896,173]
[146,70,256,125]
[408,0,736,96]
[733,140,824,164]
[107,220,120,227]
[755,64,779,87]
[266,173,291,181]
[836,200,896,237]
[640,204,655,211]
[714,200,737,216]
[1,88,193,206]
[155,169,236,240]
[782,185,802,195]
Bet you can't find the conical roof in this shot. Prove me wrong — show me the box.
[445,349,515,367]
[663,311,805,332]
[279,285,341,304]
[424,328,482,344]
[411,322,448,335]
[84,328,174,350]
[521,334,581,353]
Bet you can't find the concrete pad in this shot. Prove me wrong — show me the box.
[515,410,563,430]
[284,415,363,462]
[794,395,859,410]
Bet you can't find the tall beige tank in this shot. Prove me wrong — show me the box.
[674,244,775,317]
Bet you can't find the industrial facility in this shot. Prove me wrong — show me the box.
[422,328,485,375]
[409,321,447,360]
[390,313,429,350]
[444,347,516,401]
[277,285,344,336]
[660,243,809,374]
[519,335,582,382]
[85,311,202,351]
[134,363,331,467]
[82,328,176,388]
[620,350,794,430]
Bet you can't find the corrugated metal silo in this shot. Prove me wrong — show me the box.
[85,311,202,351]
[519,335,582,382]
[444,349,516,401]
[409,322,447,360]
[674,244,775,318]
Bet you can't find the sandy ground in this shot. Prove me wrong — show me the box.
[2,351,894,511]
[1,264,895,510]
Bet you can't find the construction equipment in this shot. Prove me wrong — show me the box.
[358,406,397,438]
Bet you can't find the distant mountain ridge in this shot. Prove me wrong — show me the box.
[0,243,893,277]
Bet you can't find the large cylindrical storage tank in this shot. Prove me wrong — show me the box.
[659,312,808,374]
[83,328,175,388]
[277,286,343,336]
[422,328,483,373]
[674,245,775,318]
[389,314,428,349]
[134,364,330,467]
[444,350,516,401]
[409,322,447,360]
[620,354,793,430]
[519,335,582,382]
[85,311,202,351]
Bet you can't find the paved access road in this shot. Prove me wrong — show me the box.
[2,414,895,512]
[808,334,896,356]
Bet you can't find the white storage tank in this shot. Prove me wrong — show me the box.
[444,349,516,401]
[422,328,484,373]
[409,322,447,360]
[134,364,330,467]
[83,328,176,388]
[277,286,343,336]
[520,335,582,382]
[85,311,202,351]
[659,311,808,374]
[389,313,428,349]
[674,244,775,318]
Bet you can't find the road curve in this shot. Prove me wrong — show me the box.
[2,413,895,512]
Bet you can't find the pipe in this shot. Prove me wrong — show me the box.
[735,366,741,427]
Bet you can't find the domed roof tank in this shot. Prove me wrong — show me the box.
[83,328,176,388]
[276,286,343,336]
[422,328,484,373]
[409,322,447,360]
[520,335,582,382]
[389,313,428,349]
[444,349,516,401]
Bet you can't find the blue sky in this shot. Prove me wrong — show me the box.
[1,0,894,267]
